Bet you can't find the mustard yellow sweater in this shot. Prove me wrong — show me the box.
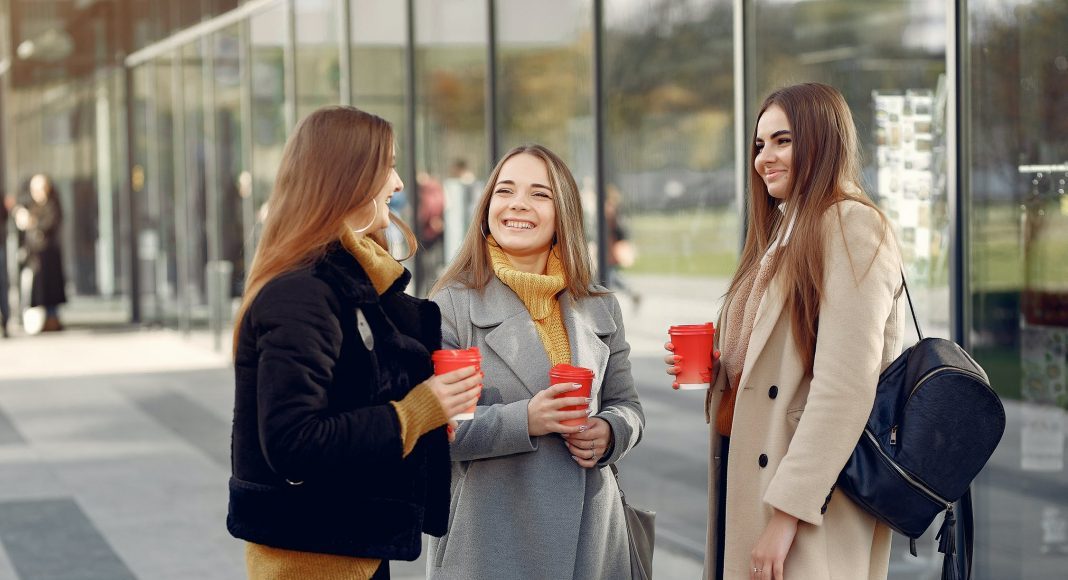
[245,233,449,580]
[488,240,572,366]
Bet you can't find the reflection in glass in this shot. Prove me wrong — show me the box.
[250,3,290,244]
[496,0,596,248]
[130,64,156,319]
[295,0,342,121]
[153,54,180,325]
[350,0,412,260]
[214,25,248,314]
[182,41,209,326]
[968,0,1068,576]
[601,0,736,561]
[413,0,488,290]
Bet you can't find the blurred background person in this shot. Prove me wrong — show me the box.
[443,158,480,262]
[417,171,446,279]
[605,184,641,310]
[13,174,67,332]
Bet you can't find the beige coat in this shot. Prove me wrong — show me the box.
[704,200,904,580]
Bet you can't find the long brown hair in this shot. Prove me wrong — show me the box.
[727,83,888,375]
[232,106,416,354]
[430,144,597,298]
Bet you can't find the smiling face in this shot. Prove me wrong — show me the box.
[754,104,794,200]
[487,152,558,259]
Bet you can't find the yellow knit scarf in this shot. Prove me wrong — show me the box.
[340,230,404,295]
[488,239,572,366]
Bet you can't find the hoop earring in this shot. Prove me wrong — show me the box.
[351,200,378,234]
[480,221,499,246]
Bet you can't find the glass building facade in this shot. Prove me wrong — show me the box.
[1,0,1065,576]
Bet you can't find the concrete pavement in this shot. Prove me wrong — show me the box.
[0,326,703,580]
[0,271,1026,579]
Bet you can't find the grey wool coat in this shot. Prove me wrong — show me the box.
[427,277,645,580]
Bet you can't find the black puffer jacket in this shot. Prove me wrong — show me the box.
[227,243,449,560]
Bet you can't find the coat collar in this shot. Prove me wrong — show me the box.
[737,273,787,389]
[313,242,412,306]
[470,277,615,398]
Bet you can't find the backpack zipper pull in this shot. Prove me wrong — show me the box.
[890,426,898,446]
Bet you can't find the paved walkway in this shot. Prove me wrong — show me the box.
[0,327,703,580]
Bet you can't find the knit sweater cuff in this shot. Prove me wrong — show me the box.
[390,383,450,458]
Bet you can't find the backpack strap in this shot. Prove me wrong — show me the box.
[901,271,924,340]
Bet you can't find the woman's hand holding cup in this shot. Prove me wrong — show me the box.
[563,417,613,468]
[425,365,483,420]
[664,341,721,390]
[528,383,591,437]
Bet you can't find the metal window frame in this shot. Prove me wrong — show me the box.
[126,0,285,67]
[592,0,607,284]
[486,0,498,165]
[338,0,352,107]
[405,0,420,290]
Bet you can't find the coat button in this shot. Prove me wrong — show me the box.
[768,385,778,399]
[758,454,768,468]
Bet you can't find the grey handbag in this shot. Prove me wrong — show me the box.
[610,464,655,579]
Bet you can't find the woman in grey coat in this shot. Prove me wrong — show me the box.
[427,144,645,580]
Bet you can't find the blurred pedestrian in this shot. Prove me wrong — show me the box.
[443,158,480,262]
[228,106,482,580]
[428,144,645,579]
[13,174,67,332]
[418,171,446,278]
[605,183,642,309]
[665,83,904,579]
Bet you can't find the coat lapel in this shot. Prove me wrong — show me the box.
[738,273,787,390]
[473,278,550,397]
[561,294,613,411]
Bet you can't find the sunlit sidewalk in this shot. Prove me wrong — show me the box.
[0,328,706,580]
[0,329,246,580]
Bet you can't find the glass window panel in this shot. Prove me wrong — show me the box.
[602,0,736,560]
[131,64,157,320]
[413,0,488,291]
[350,0,412,260]
[182,41,209,327]
[748,0,949,572]
[250,3,290,240]
[69,82,100,298]
[152,53,180,325]
[496,1,595,250]
[213,25,249,310]
[295,0,342,121]
[968,0,1068,576]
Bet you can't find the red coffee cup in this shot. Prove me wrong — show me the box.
[431,347,482,420]
[669,323,716,390]
[550,364,595,427]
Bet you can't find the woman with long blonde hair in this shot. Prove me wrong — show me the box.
[426,144,645,579]
[666,83,904,579]
[228,106,482,580]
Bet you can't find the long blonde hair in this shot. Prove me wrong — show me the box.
[430,144,597,298]
[728,83,888,375]
[233,106,416,354]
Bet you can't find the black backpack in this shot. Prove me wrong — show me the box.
[837,276,1006,580]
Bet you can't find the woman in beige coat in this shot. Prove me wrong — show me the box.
[666,83,904,579]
